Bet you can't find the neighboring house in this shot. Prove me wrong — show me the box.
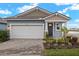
[0,19,7,30]
[4,7,69,39]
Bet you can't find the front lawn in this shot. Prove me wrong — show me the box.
[43,48,79,56]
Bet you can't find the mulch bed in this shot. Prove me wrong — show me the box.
[43,42,79,49]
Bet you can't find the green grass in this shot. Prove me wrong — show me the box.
[43,48,79,56]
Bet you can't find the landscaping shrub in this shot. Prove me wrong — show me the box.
[65,36,79,48]
[66,36,72,43]
[70,37,78,48]
[43,32,57,48]
[0,30,9,42]
[47,38,56,43]
[66,36,78,44]
[44,32,49,41]
[57,38,65,44]
[71,37,78,44]
[43,38,56,49]
[43,32,79,49]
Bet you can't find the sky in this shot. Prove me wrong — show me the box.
[0,3,79,29]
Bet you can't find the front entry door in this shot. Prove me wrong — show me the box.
[48,23,53,37]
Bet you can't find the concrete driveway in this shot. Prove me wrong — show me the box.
[0,39,43,56]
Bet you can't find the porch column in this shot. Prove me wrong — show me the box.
[45,22,48,32]
[52,22,54,37]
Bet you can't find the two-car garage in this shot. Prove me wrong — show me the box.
[9,21,44,39]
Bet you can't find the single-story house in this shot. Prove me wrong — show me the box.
[0,18,7,30]
[4,7,69,39]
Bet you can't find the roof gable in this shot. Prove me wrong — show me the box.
[7,7,52,19]
[44,12,70,20]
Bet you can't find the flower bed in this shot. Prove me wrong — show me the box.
[43,36,79,49]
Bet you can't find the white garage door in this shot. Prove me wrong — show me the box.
[10,25,44,39]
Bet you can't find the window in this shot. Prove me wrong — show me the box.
[56,23,60,31]
[57,26,60,30]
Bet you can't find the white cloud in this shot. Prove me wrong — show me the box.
[58,11,63,14]
[63,8,69,13]
[55,3,74,5]
[58,7,69,14]
[66,14,70,17]
[67,23,78,28]
[67,23,79,28]
[66,19,79,28]
[67,21,75,28]
[58,3,79,15]
[58,11,70,17]
[70,4,79,10]
[0,9,12,15]
[17,3,38,13]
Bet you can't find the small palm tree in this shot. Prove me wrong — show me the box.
[61,26,69,43]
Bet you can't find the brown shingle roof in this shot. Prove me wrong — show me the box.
[4,7,70,21]
[43,12,70,20]
[5,7,52,19]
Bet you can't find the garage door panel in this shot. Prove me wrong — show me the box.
[10,25,44,39]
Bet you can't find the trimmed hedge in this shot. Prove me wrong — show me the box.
[0,30,9,42]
